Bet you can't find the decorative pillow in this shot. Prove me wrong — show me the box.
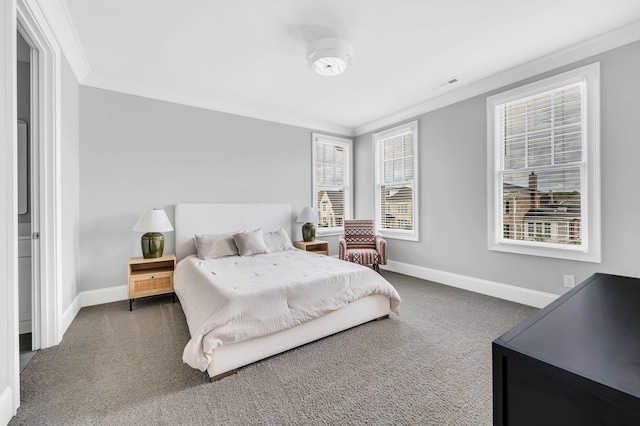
[194,232,239,259]
[233,229,269,256]
[263,228,293,253]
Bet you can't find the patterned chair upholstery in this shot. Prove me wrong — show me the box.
[338,219,387,272]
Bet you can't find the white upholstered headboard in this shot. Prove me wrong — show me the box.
[174,203,292,261]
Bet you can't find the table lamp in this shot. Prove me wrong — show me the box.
[133,208,173,258]
[296,206,318,242]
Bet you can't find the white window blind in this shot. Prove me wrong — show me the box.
[487,63,600,262]
[374,121,419,240]
[498,83,584,245]
[312,134,352,233]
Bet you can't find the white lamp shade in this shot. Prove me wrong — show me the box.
[132,209,174,233]
[296,207,318,223]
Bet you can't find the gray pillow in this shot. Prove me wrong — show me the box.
[233,229,269,256]
[263,228,293,252]
[194,232,239,259]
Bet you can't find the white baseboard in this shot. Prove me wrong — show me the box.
[60,286,128,338]
[19,311,31,334]
[57,262,556,342]
[79,285,128,308]
[0,385,16,426]
[18,319,31,334]
[382,260,558,309]
[60,294,81,338]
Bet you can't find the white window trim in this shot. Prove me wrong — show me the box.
[311,133,353,236]
[374,120,419,241]
[487,63,601,262]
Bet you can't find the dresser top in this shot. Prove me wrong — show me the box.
[495,273,640,398]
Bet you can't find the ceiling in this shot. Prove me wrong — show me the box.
[49,0,640,135]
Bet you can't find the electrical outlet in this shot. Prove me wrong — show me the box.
[564,275,575,288]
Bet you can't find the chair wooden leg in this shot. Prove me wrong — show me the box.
[373,264,380,273]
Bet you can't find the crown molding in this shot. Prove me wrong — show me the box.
[35,0,90,82]
[354,19,640,136]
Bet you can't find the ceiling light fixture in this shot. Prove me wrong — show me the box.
[306,38,353,77]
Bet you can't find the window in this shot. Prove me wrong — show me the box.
[558,223,568,241]
[312,133,352,235]
[374,121,419,241]
[487,63,600,262]
[398,219,411,230]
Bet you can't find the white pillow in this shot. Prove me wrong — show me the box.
[233,229,269,256]
[194,232,239,259]
[263,228,293,253]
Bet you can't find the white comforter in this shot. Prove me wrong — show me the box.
[174,249,401,371]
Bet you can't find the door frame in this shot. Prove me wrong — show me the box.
[3,0,62,416]
[2,0,19,417]
[16,0,63,353]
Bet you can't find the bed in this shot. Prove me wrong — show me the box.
[173,203,401,380]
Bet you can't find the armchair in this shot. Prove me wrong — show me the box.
[338,219,387,272]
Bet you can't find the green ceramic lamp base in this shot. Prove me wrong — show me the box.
[302,222,316,242]
[141,232,165,258]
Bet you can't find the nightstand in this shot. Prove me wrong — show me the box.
[128,254,176,311]
[294,240,329,255]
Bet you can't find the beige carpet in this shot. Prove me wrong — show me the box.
[10,271,537,425]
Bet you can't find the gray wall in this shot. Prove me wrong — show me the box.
[76,41,640,297]
[60,55,81,312]
[78,87,336,292]
[355,40,640,295]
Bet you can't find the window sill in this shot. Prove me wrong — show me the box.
[489,241,600,263]
[378,231,418,242]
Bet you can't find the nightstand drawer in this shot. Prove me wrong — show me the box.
[129,271,173,298]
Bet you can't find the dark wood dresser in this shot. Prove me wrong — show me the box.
[493,273,640,425]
